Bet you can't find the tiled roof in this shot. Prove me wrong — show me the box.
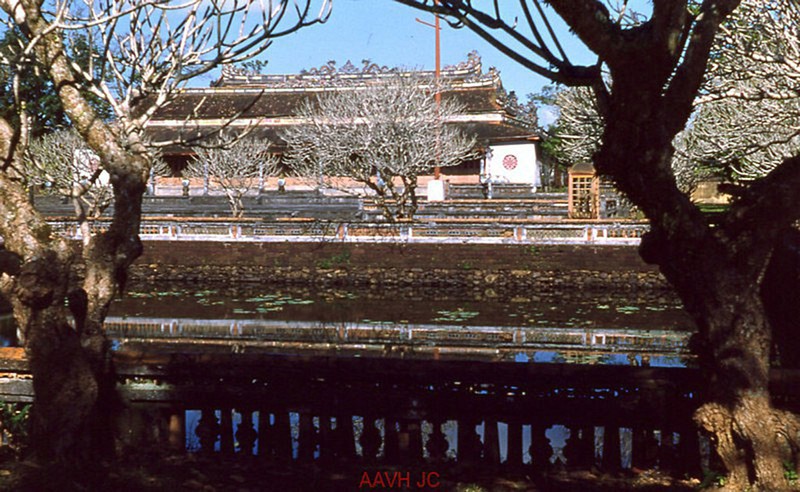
[147,122,535,155]
[148,84,505,120]
[143,52,537,153]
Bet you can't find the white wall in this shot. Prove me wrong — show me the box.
[484,142,539,185]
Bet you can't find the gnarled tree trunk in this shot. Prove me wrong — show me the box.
[397,0,800,487]
[597,67,800,489]
[0,0,149,479]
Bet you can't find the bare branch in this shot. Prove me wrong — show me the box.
[394,0,601,85]
[185,137,279,217]
[283,75,477,220]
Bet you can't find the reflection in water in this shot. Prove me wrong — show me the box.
[104,317,693,365]
[1,286,696,366]
[110,284,693,331]
[0,285,704,471]
[106,284,694,365]
[125,286,699,468]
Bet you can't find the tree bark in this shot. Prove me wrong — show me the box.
[762,229,800,368]
[0,0,148,477]
[0,171,145,476]
[594,61,800,490]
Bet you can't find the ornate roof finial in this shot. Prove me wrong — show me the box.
[444,50,482,73]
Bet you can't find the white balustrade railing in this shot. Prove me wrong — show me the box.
[47,219,649,245]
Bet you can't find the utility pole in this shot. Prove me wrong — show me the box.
[416,0,446,200]
[434,0,441,180]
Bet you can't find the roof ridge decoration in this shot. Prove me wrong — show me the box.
[444,50,481,72]
[216,50,491,88]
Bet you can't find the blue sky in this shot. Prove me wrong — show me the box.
[234,0,600,101]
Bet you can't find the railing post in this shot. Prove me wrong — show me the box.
[632,427,659,470]
[506,421,523,469]
[677,427,703,478]
[483,419,501,466]
[167,408,186,452]
[297,413,315,462]
[564,426,594,470]
[601,426,622,472]
[359,416,382,463]
[274,412,293,460]
[402,419,423,464]
[236,410,258,456]
[399,224,410,241]
[658,429,678,474]
[384,419,401,463]
[529,422,551,472]
[425,419,449,462]
[333,415,356,460]
[257,411,273,459]
[220,408,234,456]
[196,408,220,456]
[457,418,482,465]
[318,415,333,463]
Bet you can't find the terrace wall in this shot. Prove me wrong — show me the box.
[131,241,668,293]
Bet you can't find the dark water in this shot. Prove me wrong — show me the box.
[0,284,696,365]
[109,284,691,331]
[0,285,700,466]
[98,284,695,367]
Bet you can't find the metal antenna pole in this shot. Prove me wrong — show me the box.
[416,0,442,179]
[434,0,441,180]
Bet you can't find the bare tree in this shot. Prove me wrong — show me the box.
[549,1,800,189]
[550,85,705,193]
[549,86,602,167]
[0,0,328,478]
[186,138,280,217]
[396,1,800,488]
[678,95,800,180]
[24,128,113,221]
[686,0,800,180]
[283,74,476,220]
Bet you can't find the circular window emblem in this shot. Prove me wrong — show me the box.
[502,154,518,170]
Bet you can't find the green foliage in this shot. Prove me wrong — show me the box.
[433,308,479,322]
[316,249,351,269]
[784,462,798,484]
[539,133,568,166]
[0,402,30,457]
[0,29,113,137]
[698,470,728,489]
[457,260,474,270]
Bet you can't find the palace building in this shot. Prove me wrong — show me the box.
[143,51,541,186]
